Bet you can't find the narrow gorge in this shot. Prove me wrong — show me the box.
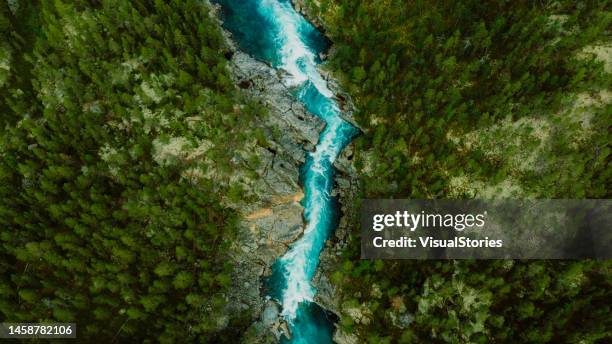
[215,0,359,342]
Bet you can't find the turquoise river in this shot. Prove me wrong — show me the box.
[216,0,358,342]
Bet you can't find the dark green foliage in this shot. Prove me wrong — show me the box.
[310,0,610,199]
[0,0,263,341]
[0,0,40,128]
[303,0,612,342]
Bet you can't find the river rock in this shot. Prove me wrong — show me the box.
[206,7,331,340]
[262,300,280,326]
[209,2,364,341]
[312,67,362,344]
[230,51,325,144]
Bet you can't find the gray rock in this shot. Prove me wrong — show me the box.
[313,273,339,315]
[230,51,325,146]
[303,142,315,152]
[262,301,280,326]
[210,3,363,342]
[208,11,327,341]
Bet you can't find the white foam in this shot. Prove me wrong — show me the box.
[254,0,352,321]
[258,0,334,98]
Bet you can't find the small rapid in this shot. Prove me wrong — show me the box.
[216,0,358,342]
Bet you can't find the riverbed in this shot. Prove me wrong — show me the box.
[216,0,358,342]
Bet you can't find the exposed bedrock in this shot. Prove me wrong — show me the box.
[216,22,325,342]
[210,3,361,342]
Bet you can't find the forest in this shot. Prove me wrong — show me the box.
[1,0,266,341]
[299,0,612,343]
[1,0,610,343]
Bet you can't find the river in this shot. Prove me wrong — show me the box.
[216,0,358,342]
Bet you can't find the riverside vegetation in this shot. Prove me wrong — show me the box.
[2,0,332,341]
[1,0,611,343]
[297,0,612,343]
[0,0,273,341]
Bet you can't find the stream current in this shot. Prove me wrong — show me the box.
[216,1,358,342]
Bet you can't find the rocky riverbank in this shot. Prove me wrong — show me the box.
[287,3,365,343]
[222,38,323,344]
[225,48,361,343]
[311,96,361,344]
[209,2,362,342]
